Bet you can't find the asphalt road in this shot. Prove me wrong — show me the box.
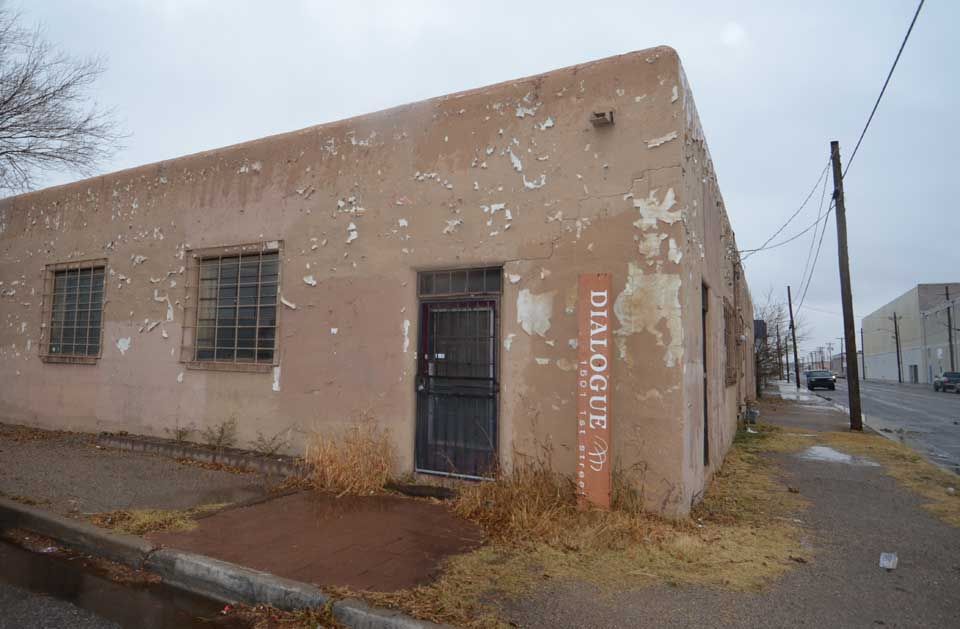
[818,379,960,474]
[0,583,118,629]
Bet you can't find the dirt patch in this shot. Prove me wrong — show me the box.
[147,491,483,592]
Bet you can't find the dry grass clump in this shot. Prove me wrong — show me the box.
[89,503,228,536]
[305,420,395,496]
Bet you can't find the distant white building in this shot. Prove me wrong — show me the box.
[862,283,960,384]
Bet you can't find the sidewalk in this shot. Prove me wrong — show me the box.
[502,397,960,628]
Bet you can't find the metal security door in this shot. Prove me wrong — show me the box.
[415,299,498,478]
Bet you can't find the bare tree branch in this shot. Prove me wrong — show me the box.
[0,7,123,194]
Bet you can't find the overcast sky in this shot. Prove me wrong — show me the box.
[24,0,958,361]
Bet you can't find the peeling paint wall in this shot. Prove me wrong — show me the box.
[675,62,755,512]
[0,46,748,517]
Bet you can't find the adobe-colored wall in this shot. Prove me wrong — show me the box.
[0,47,750,516]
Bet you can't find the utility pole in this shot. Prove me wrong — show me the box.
[776,324,784,380]
[830,140,862,430]
[892,312,903,383]
[947,285,956,372]
[788,285,801,388]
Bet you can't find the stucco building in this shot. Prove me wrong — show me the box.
[0,47,753,516]
[862,283,960,384]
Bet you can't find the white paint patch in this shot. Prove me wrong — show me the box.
[523,174,547,189]
[177,371,184,383]
[799,446,879,466]
[402,319,411,353]
[537,117,555,130]
[633,188,679,228]
[516,104,538,118]
[272,366,281,392]
[516,289,555,337]
[613,262,683,367]
[442,218,463,235]
[507,148,523,172]
[280,296,297,310]
[668,238,683,263]
[503,333,516,351]
[346,222,358,244]
[637,232,668,257]
[671,85,679,102]
[398,218,408,228]
[330,327,339,335]
[303,275,317,287]
[645,131,679,148]
[116,337,131,355]
[508,274,521,284]
[535,357,550,366]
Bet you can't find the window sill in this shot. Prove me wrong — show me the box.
[40,355,99,365]
[183,361,275,374]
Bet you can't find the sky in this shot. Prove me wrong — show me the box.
[20,0,959,361]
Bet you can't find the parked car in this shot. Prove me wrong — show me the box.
[806,369,836,391]
[933,372,960,393]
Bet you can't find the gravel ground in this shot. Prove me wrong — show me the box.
[0,583,119,629]
[504,402,960,628]
[0,424,274,516]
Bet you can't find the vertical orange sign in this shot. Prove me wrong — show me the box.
[577,273,612,510]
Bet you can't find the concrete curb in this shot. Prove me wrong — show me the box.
[0,498,446,628]
[96,433,303,477]
[0,497,156,568]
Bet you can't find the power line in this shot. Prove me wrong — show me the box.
[739,160,831,260]
[795,162,832,291]
[797,199,835,313]
[740,209,832,258]
[844,0,925,177]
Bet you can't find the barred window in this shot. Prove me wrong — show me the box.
[724,299,737,385]
[40,260,107,364]
[182,242,281,371]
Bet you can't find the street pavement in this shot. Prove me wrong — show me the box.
[816,379,960,474]
[0,583,118,629]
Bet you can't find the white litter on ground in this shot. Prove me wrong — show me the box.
[799,445,880,466]
[879,552,898,570]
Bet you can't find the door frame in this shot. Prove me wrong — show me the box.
[413,267,502,480]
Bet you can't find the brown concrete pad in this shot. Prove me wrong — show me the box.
[147,491,483,592]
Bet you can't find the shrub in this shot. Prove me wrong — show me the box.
[200,417,238,451]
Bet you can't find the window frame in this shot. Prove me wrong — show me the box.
[179,240,283,373]
[39,258,108,365]
[723,298,738,386]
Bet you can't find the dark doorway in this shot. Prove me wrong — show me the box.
[415,268,500,478]
[702,283,710,466]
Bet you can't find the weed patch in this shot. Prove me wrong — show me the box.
[89,503,229,536]
[305,419,394,496]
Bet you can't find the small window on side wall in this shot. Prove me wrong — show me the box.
[40,260,107,364]
[723,298,738,385]
[180,241,281,373]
